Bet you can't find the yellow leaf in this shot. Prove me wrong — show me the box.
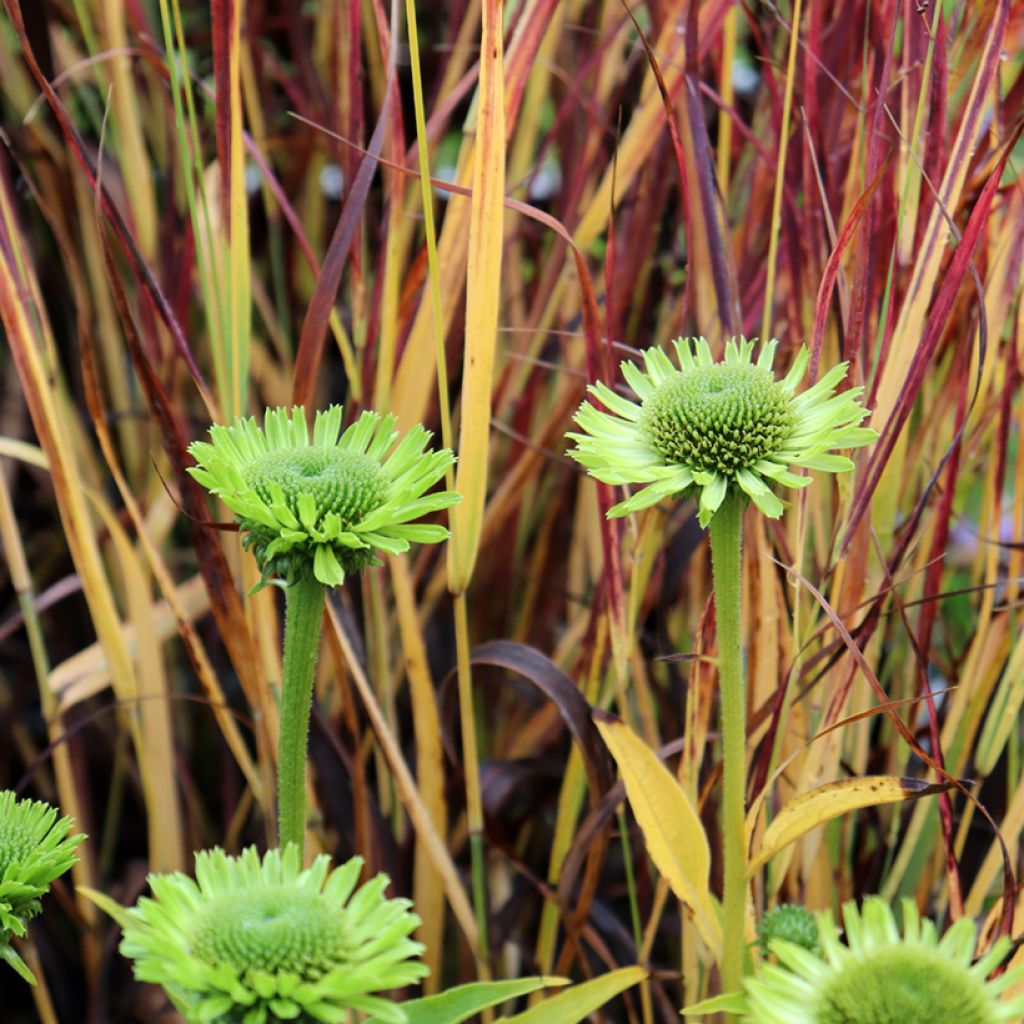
[749,775,955,875]
[595,716,722,960]
[447,0,505,593]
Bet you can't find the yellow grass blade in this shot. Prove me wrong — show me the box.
[447,0,506,593]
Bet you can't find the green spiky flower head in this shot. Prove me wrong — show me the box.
[745,897,1024,1024]
[568,337,876,526]
[120,845,427,1024]
[188,406,460,588]
[0,790,84,984]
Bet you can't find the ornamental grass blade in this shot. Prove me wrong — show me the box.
[389,555,447,990]
[211,0,251,420]
[749,776,957,875]
[495,966,647,1024]
[447,0,506,594]
[390,0,559,430]
[595,714,722,960]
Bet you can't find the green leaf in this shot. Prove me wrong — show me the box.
[368,977,567,1024]
[77,885,133,930]
[495,966,647,1024]
[680,991,748,1016]
[1,942,37,985]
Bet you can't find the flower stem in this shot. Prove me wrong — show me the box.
[278,576,327,853]
[709,489,747,1003]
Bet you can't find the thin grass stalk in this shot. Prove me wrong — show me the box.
[716,6,737,201]
[405,0,492,974]
[759,0,804,344]
[324,599,479,949]
[454,590,491,969]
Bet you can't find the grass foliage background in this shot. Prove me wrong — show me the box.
[0,0,1023,1020]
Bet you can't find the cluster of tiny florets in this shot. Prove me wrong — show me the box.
[640,363,794,474]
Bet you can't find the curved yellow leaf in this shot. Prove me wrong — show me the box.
[595,716,722,960]
[749,775,955,875]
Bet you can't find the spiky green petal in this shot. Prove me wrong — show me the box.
[0,790,84,984]
[187,406,460,588]
[567,336,877,526]
[120,845,428,1024]
[745,897,1024,1024]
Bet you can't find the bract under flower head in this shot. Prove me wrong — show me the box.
[568,337,877,527]
[745,897,1024,1024]
[120,845,428,1024]
[188,406,460,588]
[0,790,84,984]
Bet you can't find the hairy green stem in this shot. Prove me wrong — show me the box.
[709,490,747,1004]
[278,577,327,853]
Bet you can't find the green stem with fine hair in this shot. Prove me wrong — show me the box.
[709,489,747,1006]
[278,576,327,853]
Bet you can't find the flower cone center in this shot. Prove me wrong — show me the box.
[192,885,347,979]
[640,364,793,473]
[816,946,995,1024]
[0,823,35,876]
[244,447,389,526]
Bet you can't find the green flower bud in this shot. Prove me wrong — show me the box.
[758,904,821,958]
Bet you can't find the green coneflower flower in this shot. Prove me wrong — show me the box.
[188,405,460,853]
[187,405,459,589]
[568,336,875,527]
[569,337,877,1008]
[120,845,427,1024]
[745,897,1024,1024]
[0,790,84,984]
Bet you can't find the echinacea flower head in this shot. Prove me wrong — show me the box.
[188,406,460,588]
[120,845,427,1024]
[0,790,84,984]
[568,337,876,526]
[745,896,1024,1024]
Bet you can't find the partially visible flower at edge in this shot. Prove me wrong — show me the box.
[0,790,84,984]
[119,844,427,1024]
[188,405,460,589]
[744,896,1024,1024]
[567,336,877,527]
